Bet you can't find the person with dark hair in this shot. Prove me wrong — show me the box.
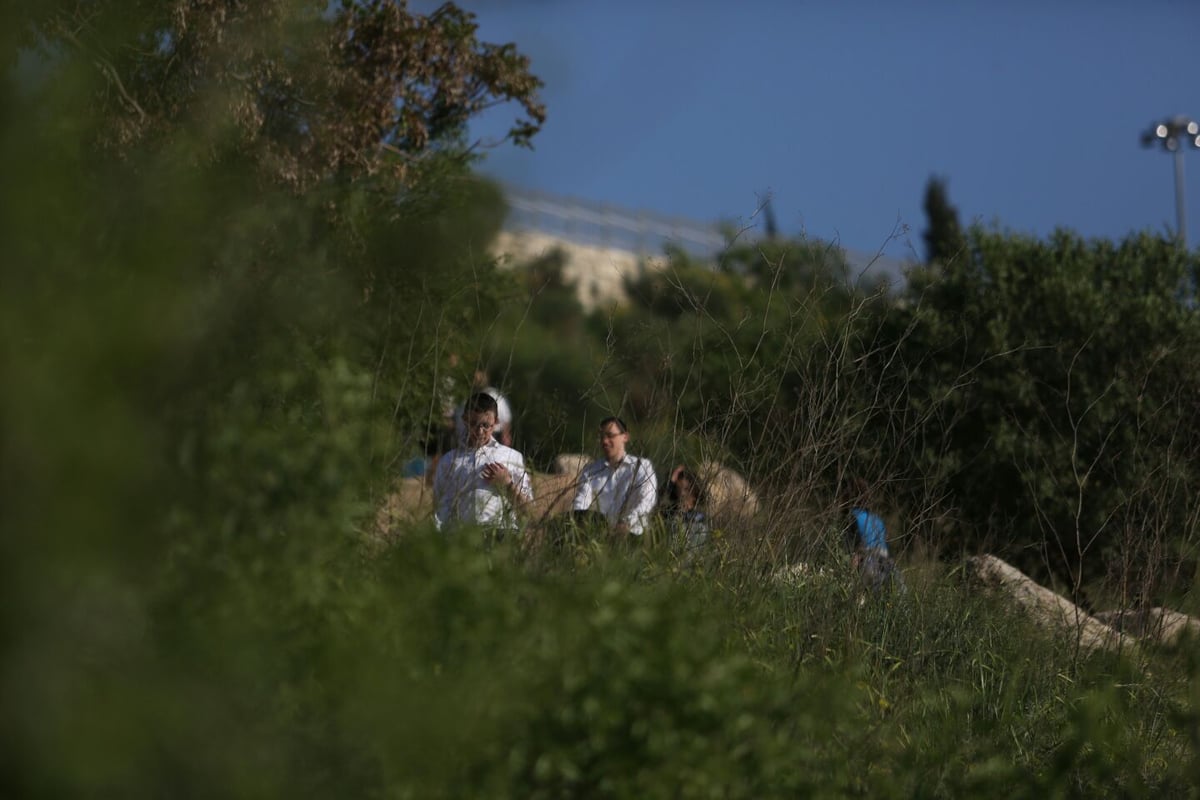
[839,477,903,594]
[572,416,657,539]
[661,464,710,555]
[433,392,532,533]
[453,369,514,447]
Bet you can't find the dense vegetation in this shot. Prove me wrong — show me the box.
[490,205,1200,603]
[4,3,1199,796]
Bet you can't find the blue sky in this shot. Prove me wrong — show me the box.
[457,0,1200,261]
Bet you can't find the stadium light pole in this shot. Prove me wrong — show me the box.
[1141,115,1200,248]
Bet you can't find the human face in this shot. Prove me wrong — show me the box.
[598,422,628,463]
[464,410,497,448]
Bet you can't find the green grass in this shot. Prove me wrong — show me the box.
[15,520,1197,798]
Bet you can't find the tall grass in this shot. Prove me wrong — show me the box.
[18,524,1195,797]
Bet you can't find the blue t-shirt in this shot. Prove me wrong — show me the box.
[851,508,889,553]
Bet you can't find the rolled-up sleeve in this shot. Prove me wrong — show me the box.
[572,465,596,512]
[511,456,534,505]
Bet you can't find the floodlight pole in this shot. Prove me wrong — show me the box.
[1142,115,1200,249]
[1174,145,1187,248]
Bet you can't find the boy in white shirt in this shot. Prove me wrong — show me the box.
[434,392,532,534]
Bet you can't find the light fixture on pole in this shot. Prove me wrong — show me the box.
[1141,115,1200,248]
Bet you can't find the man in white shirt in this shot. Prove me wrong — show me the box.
[434,392,532,533]
[572,416,657,539]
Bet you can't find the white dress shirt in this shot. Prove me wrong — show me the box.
[572,455,657,535]
[433,439,532,531]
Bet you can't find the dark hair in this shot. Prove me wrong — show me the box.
[599,416,628,433]
[465,392,499,418]
[665,467,706,509]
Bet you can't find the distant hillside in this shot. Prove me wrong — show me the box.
[491,230,664,309]
[494,185,911,308]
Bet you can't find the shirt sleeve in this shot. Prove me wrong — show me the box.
[620,458,659,533]
[572,464,596,511]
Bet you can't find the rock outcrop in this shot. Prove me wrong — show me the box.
[1093,608,1200,647]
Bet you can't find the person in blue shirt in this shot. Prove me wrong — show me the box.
[840,477,903,594]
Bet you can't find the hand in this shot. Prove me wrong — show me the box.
[481,462,512,488]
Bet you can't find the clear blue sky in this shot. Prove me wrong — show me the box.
[456,0,1200,261]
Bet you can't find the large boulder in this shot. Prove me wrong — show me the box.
[374,477,434,538]
[696,460,759,521]
[529,471,579,522]
[524,454,589,524]
[1093,608,1200,647]
[966,555,1136,654]
[552,453,591,479]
